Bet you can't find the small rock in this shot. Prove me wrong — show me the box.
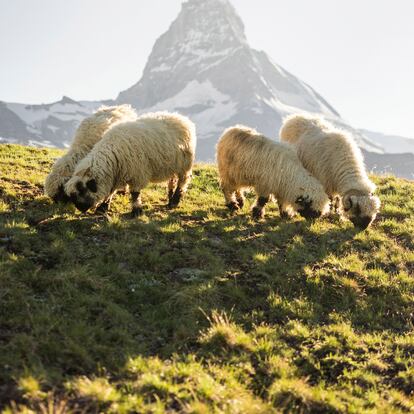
[208,237,223,247]
[170,268,208,282]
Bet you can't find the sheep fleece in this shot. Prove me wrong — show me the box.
[217,125,329,214]
[66,112,196,201]
[44,105,137,199]
[280,114,381,227]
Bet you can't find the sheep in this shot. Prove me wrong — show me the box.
[280,114,381,229]
[216,125,330,220]
[44,105,137,203]
[64,112,196,217]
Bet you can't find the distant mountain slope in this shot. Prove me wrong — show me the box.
[0,97,101,148]
[363,150,414,180]
[361,129,414,155]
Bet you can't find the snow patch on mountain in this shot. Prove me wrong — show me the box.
[142,80,237,137]
[0,97,101,148]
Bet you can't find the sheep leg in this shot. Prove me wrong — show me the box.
[168,171,191,209]
[130,191,143,217]
[222,184,239,212]
[235,190,245,209]
[168,176,178,205]
[95,194,114,215]
[330,196,341,214]
[252,195,270,220]
[277,200,294,219]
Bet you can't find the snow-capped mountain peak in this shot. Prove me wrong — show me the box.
[117,0,249,109]
[1,0,412,177]
[117,0,371,159]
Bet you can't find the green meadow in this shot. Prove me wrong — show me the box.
[0,144,413,413]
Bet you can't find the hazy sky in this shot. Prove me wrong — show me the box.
[1,0,413,137]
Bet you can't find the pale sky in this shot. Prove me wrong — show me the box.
[0,0,413,137]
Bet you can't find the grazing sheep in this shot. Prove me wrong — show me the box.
[217,125,330,220]
[64,112,196,216]
[44,105,137,203]
[280,114,381,229]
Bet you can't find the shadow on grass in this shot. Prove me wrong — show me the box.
[0,186,412,407]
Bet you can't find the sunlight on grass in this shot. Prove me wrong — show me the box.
[71,377,120,403]
[0,145,413,413]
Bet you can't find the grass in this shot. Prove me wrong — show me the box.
[0,143,413,413]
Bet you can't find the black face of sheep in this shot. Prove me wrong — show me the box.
[343,195,378,230]
[350,216,372,230]
[296,196,321,220]
[52,185,71,204]
[70,179,98,213]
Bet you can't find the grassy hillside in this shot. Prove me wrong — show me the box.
[0,144,413,413]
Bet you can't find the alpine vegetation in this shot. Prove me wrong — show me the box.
[44,105,137,203]
[217,125,330,220]
[280,114,381,229]
[65,112,196,216]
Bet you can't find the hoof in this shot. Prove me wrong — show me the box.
[280,211,292,220]
[131,207,144,218]
[167,201,179,210]
[95,205,109,216]
[252,206,265,221]
[168,190,183,209]
[226,202,239,213]
[236,198,245,209]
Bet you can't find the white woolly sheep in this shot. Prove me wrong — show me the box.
[44,105,137,203]
[64,112,196,216]
[280,114,381,229]
[216,125,330,220]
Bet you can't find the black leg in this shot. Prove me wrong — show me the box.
[236,194,245,209]
[280,211,291,219]
[131,191,143,217]
[167,177,177,206]
[277,200,292,219]
[168,189,175,203]
[95,201,110,215]
[226,201,240,213]
[252,196,270,220]
[168,187,184,209]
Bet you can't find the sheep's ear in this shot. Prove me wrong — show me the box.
[343,195,353,211]
[76,181,86,195]
[86,179,98,193]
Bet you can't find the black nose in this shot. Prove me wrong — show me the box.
[299,208,321,220]
[74,202,92,213]
[351,216,372,230]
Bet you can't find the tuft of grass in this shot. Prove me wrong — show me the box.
[0,144,413,413]
[199,310,255,353]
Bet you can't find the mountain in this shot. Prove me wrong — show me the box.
[360,129,414,155]
[0,0,412,179]
[117,0,380,159]
[362,150,414,180]
[0,97,102,148]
